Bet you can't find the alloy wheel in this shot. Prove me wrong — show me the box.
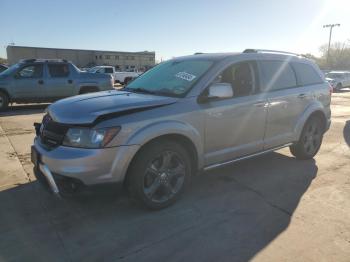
[143,150,186,204]
[302,121,322,155]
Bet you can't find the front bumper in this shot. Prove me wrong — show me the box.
[32,137,140,193]
[37,163,60,195]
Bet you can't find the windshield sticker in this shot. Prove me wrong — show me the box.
[175,72,196,82]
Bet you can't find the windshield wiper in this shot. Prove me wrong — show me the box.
[124,87,180,97]
[124,87,157,95]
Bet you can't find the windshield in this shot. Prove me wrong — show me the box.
[0,63,21,76]
[326,73,344,79]
[125,60,213,97]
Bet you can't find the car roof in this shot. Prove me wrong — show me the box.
[171,52,311,63]
[173,53,239,61]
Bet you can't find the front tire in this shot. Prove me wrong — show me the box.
[290,117,324,160]
[128,140,191,209]
[0,91,9,111]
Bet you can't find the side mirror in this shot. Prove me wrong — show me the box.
[207,83,233,100]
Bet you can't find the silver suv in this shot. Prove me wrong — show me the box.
[32,49,331,209]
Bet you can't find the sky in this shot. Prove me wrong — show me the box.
[1,0,350,61]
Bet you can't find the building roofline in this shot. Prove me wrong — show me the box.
[6,45,155,55]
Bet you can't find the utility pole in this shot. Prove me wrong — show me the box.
[323,24,340,66]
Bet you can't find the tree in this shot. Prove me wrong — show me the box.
[317,41,350,70]
[0,57,7,64]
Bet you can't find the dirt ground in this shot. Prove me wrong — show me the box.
[0,91,349,262]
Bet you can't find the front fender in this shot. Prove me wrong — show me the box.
[126,120,204,169]
[293,102,328,141]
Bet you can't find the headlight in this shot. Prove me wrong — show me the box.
[62,127,121,148]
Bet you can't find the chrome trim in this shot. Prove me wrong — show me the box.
[39,163,60,195]
[204,143,293,171]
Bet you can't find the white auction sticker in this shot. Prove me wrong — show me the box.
[175,72,196,82]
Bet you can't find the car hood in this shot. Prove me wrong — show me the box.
[48,90,178,125]
[325,77,335,81]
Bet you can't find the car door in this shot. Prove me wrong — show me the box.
[259,60,315,149]
[201,61,268,166]
[45,63,74,98]
[11,63,45,99]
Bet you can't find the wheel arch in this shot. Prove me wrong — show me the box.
[0,88,10,99]
[294,105,328,141]
[123,133,200,189]
[122,121,204,187]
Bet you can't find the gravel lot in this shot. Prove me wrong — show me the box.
[0,91,349,262]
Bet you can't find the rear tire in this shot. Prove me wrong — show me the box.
[0,91,9,111]
[290,117,324,160]
[128,140,192,210]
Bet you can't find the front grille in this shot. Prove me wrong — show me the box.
[40,114,68,148]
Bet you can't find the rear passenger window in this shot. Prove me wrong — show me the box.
[48,64,70,77]
[105,68,113,73]
[260,61,297,91]
[292,63,323,85]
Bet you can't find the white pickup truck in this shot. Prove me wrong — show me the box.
[88,66,142,84]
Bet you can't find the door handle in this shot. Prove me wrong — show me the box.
[68,79,73,84]
[38,80,44,85]
[298,93,307,99]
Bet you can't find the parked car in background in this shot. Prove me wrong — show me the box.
[325,71,350,91]
[32,49,331,209]
[87,65,114,74]
[0,64,8,73]
[0,59,114,110]
[88,66,143,84]
[114,68,142,85]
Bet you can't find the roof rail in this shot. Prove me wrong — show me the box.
[20,58,36,63]
[194,52,204,55]
[243,49,302,57]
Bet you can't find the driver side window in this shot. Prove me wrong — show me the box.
[17,64,43,79]
[215,62,256,97]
